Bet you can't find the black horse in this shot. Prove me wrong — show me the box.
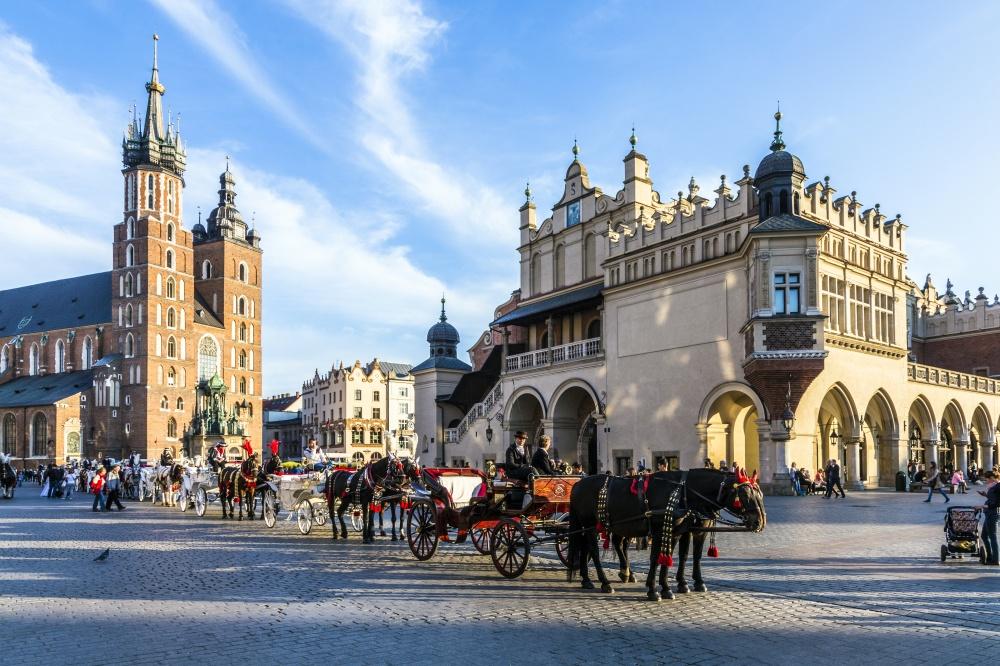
[1,455,16,499]
[254,455,282,518]
[374,460,421,541]
[567,467,766,601]
[219,453,260,520]
[325,456,419,543]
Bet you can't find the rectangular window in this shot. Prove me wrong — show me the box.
[872,291,895,345]
[373,391,380,402]
[351,430,362,445]
[849,284,872,339]
[354,389,362,401]
[352,407,363,419]
[773,272,800,315]
[821,275,847,334]
[372,408,381,420]
[398,387,409,397]
[399,402,409,415]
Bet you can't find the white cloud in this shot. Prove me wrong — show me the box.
[149,0,322,150]
[0,25,119,284]
[283,0,516,245]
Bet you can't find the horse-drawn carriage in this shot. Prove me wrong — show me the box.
[259,467,350,534]
[405,466,581,578]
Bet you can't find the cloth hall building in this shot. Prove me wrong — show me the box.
[415,116,1000,493]
[0,38,263,467]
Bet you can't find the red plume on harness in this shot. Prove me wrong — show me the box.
[657,553,673,567]
[750,470,759,486]
[736,467,750,484]
[707,531,719,558]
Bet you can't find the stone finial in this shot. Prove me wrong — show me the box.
[688,176,699,199]
[629,126,637,150]
[743,164,750,178]
[994,294,999,304]
[770,105,785,152]
[976,287,988,301]
[572,139,579,161]
[924,273,934,289]
[524,182,531,203]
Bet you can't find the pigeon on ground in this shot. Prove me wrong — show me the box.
[93,548,110,562]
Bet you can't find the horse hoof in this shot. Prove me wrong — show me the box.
[391,535,398,542]
[677,583,689,594]
[646,590,660,602]
[380,531,386,537]
[628,574,636,583]
[582,580,595,590]
[694,582,708,593]
[601,583,615,594]
[661,588,675,600]
[618,570,629,583]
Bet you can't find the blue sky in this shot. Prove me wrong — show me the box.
[1,1,998,395]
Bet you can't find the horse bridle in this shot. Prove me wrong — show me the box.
[647,474,761,532]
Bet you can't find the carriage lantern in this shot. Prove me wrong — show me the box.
[830,428,842,448]
[781,406,795,435]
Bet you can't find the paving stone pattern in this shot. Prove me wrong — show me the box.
[1,489,998,665]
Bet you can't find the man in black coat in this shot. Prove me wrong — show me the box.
[825,458,846,499]
[531,435,558,475]
[505,431,532,482]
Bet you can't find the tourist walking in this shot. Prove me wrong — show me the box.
[90,468,107,512]
[790,462,802,496]
[64,469,76,500]
[951,469,967,494]
[978,471,999,565]
[825,459,846,499]
[104,464,125,511]
[923,462,950,503]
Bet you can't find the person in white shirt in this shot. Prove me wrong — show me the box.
[303,440,326,469]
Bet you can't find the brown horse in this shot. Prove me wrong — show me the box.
[219,453,259,520]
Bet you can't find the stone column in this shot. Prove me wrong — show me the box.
[883,437,906,487]
[846,438,864,490]
[695,423,709,468]
[955,439,969,474]
[546,317,554,364]
[982,436,995,472]
[501,328,510,369]
[924,439,938,468]
[594,414,608,473]
[755,418,775,494]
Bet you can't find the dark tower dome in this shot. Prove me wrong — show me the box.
[754,109,807,220]
[204,158,249,241]
[427,297,460,349]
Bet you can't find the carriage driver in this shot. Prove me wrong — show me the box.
[159,448,173,467]
[505,431,538,509]
[208,440,227,475]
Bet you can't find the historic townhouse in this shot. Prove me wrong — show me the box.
[302,359,414,464]
[0,37,263,466]
[415,116,1000,492]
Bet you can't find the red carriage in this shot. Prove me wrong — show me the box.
[405,465,581,578]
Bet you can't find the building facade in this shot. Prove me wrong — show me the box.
[301,359,414,464]
[0,37,263,467]
[415,119,1000,491]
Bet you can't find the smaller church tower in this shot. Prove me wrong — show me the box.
[192,162,263,455]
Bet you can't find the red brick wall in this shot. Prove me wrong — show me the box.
[915,330,1000,377]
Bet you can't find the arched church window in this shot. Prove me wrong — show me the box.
[81,337,93,370]
[238,262,248,283]
[0,344,9,375]
[166,336,176,359]
[239,350,246,369]
[197,336,220,381]
[126,218,134,240]
[166,277,175,299]
[166,417,177,439]
[238,297,246,316]
[124,333,135,358]
[166,307,175,328]
[125,273,134,297]
[147,174,154,209]
[1,414,14,455]
[167,181,174,214]
[166,222,174,242]
[160,395,168,410]
[167,367,176,386]
[165,249,173,269]
[126,245,135,268]
[239,323,246,342]
[239,377,247,394]
[202,260,212,279]
[31,412,47,457]
[55,339,65,373]
[176,397,184,411]
[29,343,39,376]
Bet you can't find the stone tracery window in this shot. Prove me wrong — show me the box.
[198,336,219,381]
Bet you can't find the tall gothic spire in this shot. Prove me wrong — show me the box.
[143,34,165,142]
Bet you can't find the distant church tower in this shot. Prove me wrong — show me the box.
[111,34,193,460]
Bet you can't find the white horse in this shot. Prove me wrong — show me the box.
[154,463,186,507]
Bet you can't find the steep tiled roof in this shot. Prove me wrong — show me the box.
[750,213,827,235]
[0,370,94,408]
[0,272,111,336]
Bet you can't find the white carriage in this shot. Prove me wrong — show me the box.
[260,471,330,534]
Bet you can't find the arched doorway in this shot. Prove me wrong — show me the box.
[506,390,544,460]
[970,404,993,470]
[940,401,965,474]
[699,386,763,476]
[862,391,898,487]
[550,384,599,474]
[817,385,859,487]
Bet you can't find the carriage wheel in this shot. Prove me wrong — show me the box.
[350,510,364,533]
[314,502,328,527]
[940,544,948,562]
[555,532,573,568]
[195,487,207,517]
[297,502,314,535]
[406,499,439,561]
[491,518,530,579]
[262,490,277,528]
[470,527,491,555]
[179,490,189,512]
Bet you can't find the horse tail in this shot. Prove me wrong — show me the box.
[567,506,582,582]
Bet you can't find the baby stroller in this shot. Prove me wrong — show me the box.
[940,506,987,563]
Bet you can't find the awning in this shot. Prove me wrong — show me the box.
[491,282,603,327]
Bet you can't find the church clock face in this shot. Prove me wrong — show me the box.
[567,201,581,228]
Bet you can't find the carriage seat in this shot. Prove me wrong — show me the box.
[435,475,486,509]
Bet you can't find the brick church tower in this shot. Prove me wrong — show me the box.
[110,34,194,460]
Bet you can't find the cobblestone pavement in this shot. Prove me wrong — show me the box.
[1,488,998,665]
